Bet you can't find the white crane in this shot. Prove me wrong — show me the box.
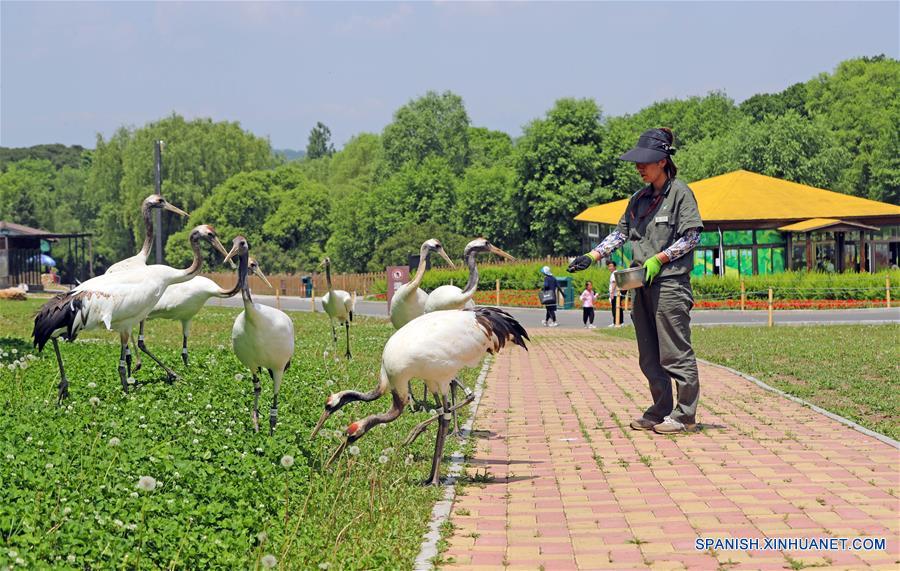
[132,257,265,369]
[389,239,455,329]
[32,225,228,402]
[421,237,514,429]
[424,238,514,313]
[319,257,355,359]
[227,237,295,435]
[105,194,189,274]
[105,193,189,372]
[312,307,529,485]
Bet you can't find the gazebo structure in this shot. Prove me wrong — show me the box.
[575,170,900,276]
[0,221,93,289]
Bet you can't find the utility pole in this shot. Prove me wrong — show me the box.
[154,140,164,265]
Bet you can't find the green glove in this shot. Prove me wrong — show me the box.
[643,256,663,284]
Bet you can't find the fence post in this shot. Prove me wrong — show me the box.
[614,293,621,326]
[496,279,500,306]
[887,276,892,309]
[276,281,281,310]
[768,288,774,327]
[740,279,746,312]
[311,287,316,312]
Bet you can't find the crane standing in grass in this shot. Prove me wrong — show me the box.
[389,239,455,330]
[104,194,189,372]
[312,306,529,485]
[227,237,295,435]
[32,225,228,402]
[133,258,265,369]
[320,257,354,359]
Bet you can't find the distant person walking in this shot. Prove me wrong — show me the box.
[568,128,703,435]
[607,260,624,327]
[579,281,597,329]
[540,266,564,327]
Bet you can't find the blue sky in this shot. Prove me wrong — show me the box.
[2,1,898,150]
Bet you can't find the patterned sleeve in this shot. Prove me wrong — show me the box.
[663,228,701,262]
[590,230,627,260]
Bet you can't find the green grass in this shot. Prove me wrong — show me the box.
[0,298,478,568]
[601,324,900,440]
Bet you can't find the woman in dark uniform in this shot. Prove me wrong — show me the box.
[568,128,703,434]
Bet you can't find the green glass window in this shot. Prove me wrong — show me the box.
[700,232,720,247]
[740,249,753,276]
[755,230,785,245]
[723,230,753,245]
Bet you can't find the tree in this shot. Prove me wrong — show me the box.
[740,82,809,122]
[368,222,468,271]
[381,91,470,176]
[306,122,335,160]
[514,98,607,255]
[0,159,56,229]
[467,127,513,168]
[452,165,519,250]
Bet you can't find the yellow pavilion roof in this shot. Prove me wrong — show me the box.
[777,218,880,233]
[575,170,900,225]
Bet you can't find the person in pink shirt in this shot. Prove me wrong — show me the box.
[579,281,597,329]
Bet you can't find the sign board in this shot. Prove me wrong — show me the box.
[386,265,410,312]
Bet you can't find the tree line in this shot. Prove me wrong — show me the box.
[1,56,896,274]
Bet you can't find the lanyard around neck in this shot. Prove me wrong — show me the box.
[631,178,671,223]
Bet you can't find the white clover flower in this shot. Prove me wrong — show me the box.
[11,349,17,354]
[234,373,244,381]
[108,437,120,447]
[8,550,17,559]
[136,476,157,492]
[261,554,277,568]
[45,463,54,469]
[319,563,330,570]
[126,523,137,531]
[87,382,97,389]
[130,492,139,498]
[205,404,212,410]
[6,364,14,371]
[26,436,32,443]
[5,454,13,460]
[67,554,76,563]
[382,447,394,456]
[378,455,388,464]
[127,377,136,385]
[89,397,100,406]
[280,455,294,468]
[113,519,124,528]
[405,454,414,466]
[63,506,72,515]
[257,531,268,543]
[192,438,199,445]
[18,361,28,370]
[27,354,37,361]
[15,557,24,565]
[348,445,360,456]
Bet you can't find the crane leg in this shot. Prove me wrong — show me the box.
[449,378,459,435]
[136,321,179,383]
[251,372,261,433]
[344,321,352,360]
[269,369,283,436]
[118,333,129,394]
[330,318,337,344]
[408,382,426,411]
[403,387,475,446]
[424,396,450,486]
[130,329,142,373]
[52,338,69,405]
[181,335,189,367]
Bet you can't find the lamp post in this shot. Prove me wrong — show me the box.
[154,140,164,264]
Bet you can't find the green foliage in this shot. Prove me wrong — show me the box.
[452,164,519,250]
[691,269,899,301]
[369,222,467,271]
[467,127,513,168]
[514,98,607,255]
[740,82,809,122]
[305,121,335,160]
[0,159,55,228]
[0,143,88,171]
[382,91,470,176]
[0,300,479,568]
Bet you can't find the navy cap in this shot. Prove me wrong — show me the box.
[619,129,677,163]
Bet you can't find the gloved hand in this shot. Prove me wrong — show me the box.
[642,255,663,284]
[567,252,597,273]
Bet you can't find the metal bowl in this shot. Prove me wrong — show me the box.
[614,266,646,290]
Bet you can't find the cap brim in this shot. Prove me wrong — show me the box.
[618,147,668,163]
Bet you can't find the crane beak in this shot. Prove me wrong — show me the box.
[325,438,349,468]
[310,410,331,439]
[163,203,190,217]
[489,245,515,261]
[253,265,273,289]
[210,236,230,259]
[316,260,326,270]
[223,243,240,265]
[438,248,456,269]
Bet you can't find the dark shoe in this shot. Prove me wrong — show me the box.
[630,417,659,431]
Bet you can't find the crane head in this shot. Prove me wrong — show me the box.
[464,237,515,261]
[224,235,250,265]
[310,390,353,438]
[189,225,229,259]
[423,239,456,268]
[247,257,273,289]
[144,194,189,217]
[323,421,369,468]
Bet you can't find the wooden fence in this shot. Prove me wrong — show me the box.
[202,271,383,297]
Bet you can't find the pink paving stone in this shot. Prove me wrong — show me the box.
[469,552,507,566]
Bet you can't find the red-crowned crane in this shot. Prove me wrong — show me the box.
[319,257,354,359]
[105,194,189,274]
[32,225,228,402]
[389,239,455,329]
[227,237,295,435]
[134,258,266,368]
[423,238,514,313]
[313,307,529,485]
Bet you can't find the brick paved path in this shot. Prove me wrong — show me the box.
[440,330,899,570]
